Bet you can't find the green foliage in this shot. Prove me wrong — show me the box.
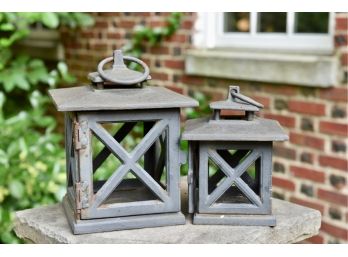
[123,12,183,58]
[0,12,94,243]
[0,91,66,243]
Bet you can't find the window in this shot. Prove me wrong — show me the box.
[187,12,339,87]
[194,12,334,54]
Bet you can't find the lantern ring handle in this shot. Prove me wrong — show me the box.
[97,55,150,85]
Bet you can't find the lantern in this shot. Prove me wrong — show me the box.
[49,50,198,234]
[182,86,288,226]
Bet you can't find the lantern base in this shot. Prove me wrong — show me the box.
[63,197,185,235]
[193,213,276,227]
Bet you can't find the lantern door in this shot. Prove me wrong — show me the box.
[197,141,273,215]
[73,109,181,220]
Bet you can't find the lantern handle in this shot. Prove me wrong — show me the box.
[229,86,264,109]
[97,50,150,85]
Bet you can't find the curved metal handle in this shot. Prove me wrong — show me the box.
[229,86,264,108]
[97,50,150,85]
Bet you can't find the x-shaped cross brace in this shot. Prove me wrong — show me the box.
[89,120,170,209]
[206,149,262,207]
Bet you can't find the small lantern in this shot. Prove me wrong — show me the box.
[182,86,288,226]
[49,50,198,234]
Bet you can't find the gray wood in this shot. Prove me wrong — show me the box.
[193,213,276,226]
[93,122,136,172]
[49,85,198,112]
[72,109,182,222]
[144,121,156,177]
[193,141,273,217]
[182,117,288,141]
[63,196,185,234]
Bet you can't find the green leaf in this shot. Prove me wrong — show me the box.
[0,91,5,109]
[41,13,59,29]
[9,180,24,199]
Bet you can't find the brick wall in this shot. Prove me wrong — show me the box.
[60,12,348,243]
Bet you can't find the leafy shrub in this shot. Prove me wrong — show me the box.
[0,12,94,243]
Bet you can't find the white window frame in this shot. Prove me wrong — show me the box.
[193,12,335,54]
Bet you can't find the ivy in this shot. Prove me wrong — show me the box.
[0,12,94,243]
[123,12,183,58]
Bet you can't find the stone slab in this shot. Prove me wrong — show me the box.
[49,85,198,112]
[182,117,289,141]
[185,49,339,88]
[14,181,321,244]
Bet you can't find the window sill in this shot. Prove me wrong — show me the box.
[185,49,340,88]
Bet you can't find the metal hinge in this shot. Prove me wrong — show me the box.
[73,120,88,150]
[75,181,89,210]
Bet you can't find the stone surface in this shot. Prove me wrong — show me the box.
[49,85,198,112]
[185,49,339,88]
[14,181,321,244]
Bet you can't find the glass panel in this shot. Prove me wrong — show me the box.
[295,12,329,33]
[224,12,250,32]
[257,12,287,33]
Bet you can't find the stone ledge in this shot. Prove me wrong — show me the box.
[185,49,340,87]
[14,181,321,244]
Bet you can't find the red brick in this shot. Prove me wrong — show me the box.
[336,17,348,31]
[289,197,325,214]
[180,75,205,86]
[290,165,325,183]
[319,87,348,102]
[166,34,187,43]
[263,84,297,96]
[273,145,296,160]
[288,100,326,116]
[150,20,168,27]
[149,46,170,55]
[89,43,108,51]
[165,85,185,95]
[95,21,109,28]
[306,235,324,244]
[319,121,348,137]
[106,32,123,39]
[290,132,325,150]
[321,221,348,240]
[263,113,296,128]
[181,20,194,30]
[319,155,348,171]
[341,53,348,66]
[119,20,135,29]
[318,189,348,206]
[272,176,296,191]
[151,72,169,81]
[164,60,185,70]
[252,95,270,109]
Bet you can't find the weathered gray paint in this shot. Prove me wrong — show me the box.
[49,85,198,112]
[71,109,184,223]
[182,117,289,141]
[63,196,185,234]
[51,66,197,233]
[183,86,287,226]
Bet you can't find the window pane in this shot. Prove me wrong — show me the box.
[257,12,287,33]
[224,12,250,32]
[295,12,329,33]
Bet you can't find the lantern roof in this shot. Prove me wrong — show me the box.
[182,85,288,142]
[49,85,198,112]
[182,117,288,141]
